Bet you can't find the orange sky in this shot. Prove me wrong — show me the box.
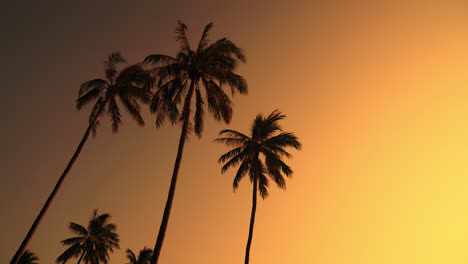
[2,1,468,263]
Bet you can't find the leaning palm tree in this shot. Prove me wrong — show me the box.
[11,52,151,264]
[216,110,301,264]
[17,250,39,264]
[56,209,120,264]
[125,247,153,264]
[143,20,247,264]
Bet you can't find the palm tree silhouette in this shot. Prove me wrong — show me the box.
[17,250,39,264]
[56,209,120,264]
[144,20,247,264]
[11,52,150,264]
[125,247,153,264]
[216,110,301,264]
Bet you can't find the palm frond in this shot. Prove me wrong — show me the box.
[203,78,233,123]
[262,143,292,158]
[56,243,82,264]
[251,111,284,140]
[194,88,205,137]
[18,250,39,264]
[108,52,126,64]
[61,236,85,246]
[263,151,288,188]
[105,52,126,82]
[258,173,269,199]
[79,79,107,97]
[218,146,244,164]
[221,150,247,173]
[88,97,105,137]
[206,38,246,62]
[125,249,137,263]
[233,160,250,190]
[138,247,153,263]
[264,132,302,150]
[144,54,177,65]
[175,20,191,52]
[76,87,104,110]
[214,137,247,147]
[218,129,250,141]
[69,222,88,236]
[220,71,248,95]
[197,22,214,52]
[120,96,145,126]
[107,97,121,132]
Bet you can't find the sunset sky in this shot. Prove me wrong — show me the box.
[2,1,468,263]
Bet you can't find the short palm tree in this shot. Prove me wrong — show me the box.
[125,247,152,264]
[17,250,39,264]
[56,209,120,264]
[11,52,151,264]
[216,110,301,264]
[144,21,247,264]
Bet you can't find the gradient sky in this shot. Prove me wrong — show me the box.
[2,1,468,263]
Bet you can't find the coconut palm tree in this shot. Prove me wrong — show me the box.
[125,247,152,264]
[143,21,247,264]
[17,250,39,264]
[56,209,120,264]
[11,52,151,264]
[216,110,301,264]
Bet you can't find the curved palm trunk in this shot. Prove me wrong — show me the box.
[10,102,107,264]
[244,177,258,264]
[150,82,196,264]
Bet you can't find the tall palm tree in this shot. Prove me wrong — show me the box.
[144,20,247,264]
[17,250,39,264]
[125,247,153,264]
[216,110,301,264]
[11,52,151,264]
[56,209,120,264]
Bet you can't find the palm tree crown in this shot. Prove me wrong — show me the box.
[57,210,120,264]
[125,247,153,264]
[144,20,247,135]
[216,110,302,197]
[17,250,39,264]
[78,52,151,134]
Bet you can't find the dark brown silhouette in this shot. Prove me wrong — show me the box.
[56,210,120,264]
[216,110,302,264]
[10,52,150,264]
[143,20,247,264]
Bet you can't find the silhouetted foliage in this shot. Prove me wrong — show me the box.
[125,247,153,264]
[144,20,247,136]
[216,110,301,264]
[143,20,247,264]
[78,52,152,135]
[17,250,39,264]
[57,210,120,264]
[10,52,150,264]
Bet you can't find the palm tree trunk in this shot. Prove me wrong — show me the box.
[76,250,86,264]
[244,176,258,264]
[150,81,196,264]
[10,101,107,264]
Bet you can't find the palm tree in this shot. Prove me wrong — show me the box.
[125,247,153,264]
[11,52,151,264]
[17,250,39,264]
[143,21,247,264]
[216,110,301,264]
[56,209,120,264]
